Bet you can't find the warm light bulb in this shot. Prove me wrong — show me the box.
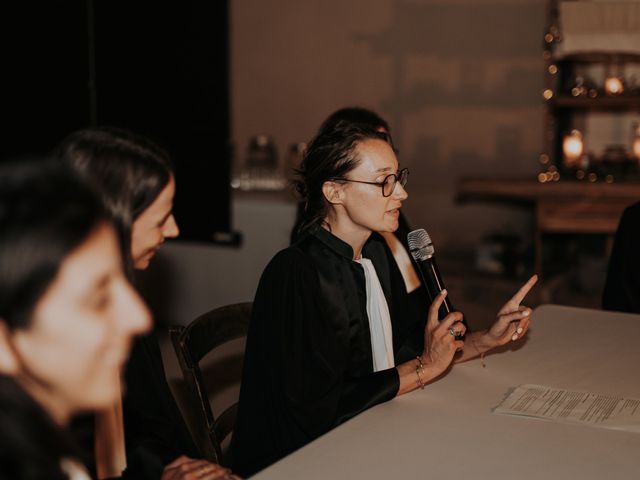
[633,124,640,162]
[562,130,584,166]
[633,136,640,161]
[604,77,624,95]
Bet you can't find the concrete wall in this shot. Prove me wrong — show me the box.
[145,0,548,324]
[139,194,297,325]
[231,0,545,250]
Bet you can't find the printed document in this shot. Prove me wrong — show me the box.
[493,384,640,433]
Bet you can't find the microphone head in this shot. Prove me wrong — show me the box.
[407,228,435,261]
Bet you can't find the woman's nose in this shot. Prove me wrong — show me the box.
[393,181,408,200]
[163,215,180,239]
[118,281,152,337]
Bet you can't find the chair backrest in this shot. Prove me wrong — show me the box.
[170,302,251,465]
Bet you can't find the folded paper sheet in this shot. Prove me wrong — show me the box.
[493,384,640,433]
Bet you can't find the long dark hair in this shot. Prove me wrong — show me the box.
[0,158,109,479]
[293,120,388,237]
[53,127,174,277]
[318,106,396,152]
[0,160,108,329]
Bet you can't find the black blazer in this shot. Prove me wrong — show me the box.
[121,332,200,479]
[69,328,201,480]
[231,228,427,477]
[603,201,640,313]
[0,376,79,480]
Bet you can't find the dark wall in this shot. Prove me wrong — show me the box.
[2,0,231,240]
[231,0,545,250]
[3,2,91,155]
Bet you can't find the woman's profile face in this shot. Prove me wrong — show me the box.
[334,138,408,235]
[11,223,151,422]
[131,176,179,270]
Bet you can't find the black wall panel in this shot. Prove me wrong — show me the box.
[2,1,231,240]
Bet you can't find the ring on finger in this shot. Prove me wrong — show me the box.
[198,466,212,477]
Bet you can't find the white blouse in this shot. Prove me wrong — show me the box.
[356,257,395,371]
[60,458,92,480]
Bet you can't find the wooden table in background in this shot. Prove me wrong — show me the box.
[456,177,640,278]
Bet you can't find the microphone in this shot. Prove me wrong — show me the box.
[407,228,467,331]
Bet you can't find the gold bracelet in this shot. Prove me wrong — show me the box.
[415,356,426,389]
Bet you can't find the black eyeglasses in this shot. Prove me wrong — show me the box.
[333,168,409,197]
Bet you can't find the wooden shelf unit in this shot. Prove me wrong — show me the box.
[457,176,640,278]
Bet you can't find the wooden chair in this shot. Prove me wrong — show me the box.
[170,302,251,466]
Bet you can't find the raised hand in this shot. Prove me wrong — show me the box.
[486,274,538,347]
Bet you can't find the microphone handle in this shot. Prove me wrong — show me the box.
[418,256,454,320]
[417,257,468,336]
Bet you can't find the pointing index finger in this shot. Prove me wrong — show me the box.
[509,274,538,307]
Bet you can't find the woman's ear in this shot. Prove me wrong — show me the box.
[322,180,344,205]
[0,322,20,375]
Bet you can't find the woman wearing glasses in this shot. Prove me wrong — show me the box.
[232,121,536,476]
[301,107,430,330]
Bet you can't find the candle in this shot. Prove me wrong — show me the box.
[604,77,624,95]
[562,130,584,166]
[633,135,640,161]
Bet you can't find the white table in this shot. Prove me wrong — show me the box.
[253,305,640,479]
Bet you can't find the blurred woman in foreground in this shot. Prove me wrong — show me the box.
[0,160,150,479]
